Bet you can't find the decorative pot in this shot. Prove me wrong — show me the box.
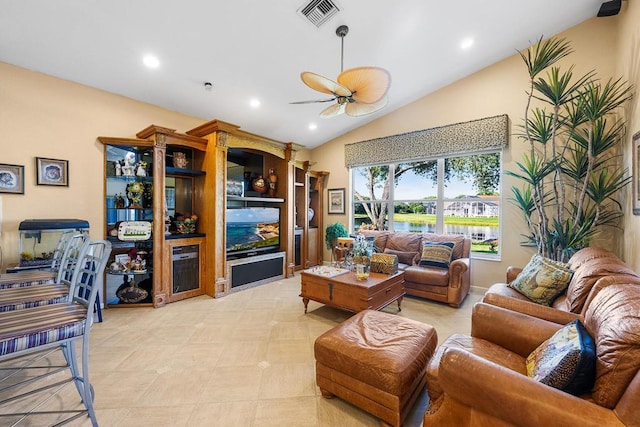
[252,175,268,194]
[308,207,314,223]
[173,152,188,168]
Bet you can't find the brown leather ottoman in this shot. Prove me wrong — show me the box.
[314,309,438,427]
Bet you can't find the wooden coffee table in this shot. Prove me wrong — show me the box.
[300,269,404,313]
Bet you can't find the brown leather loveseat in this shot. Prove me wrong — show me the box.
[424,283,640,426]
[359,230,471,307]
[481,247,640,324]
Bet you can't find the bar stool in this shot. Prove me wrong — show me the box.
[0,240,111,426]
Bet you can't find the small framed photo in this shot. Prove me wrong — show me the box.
[632,131,640,215]
[0,164,25,194]
[36,157,68,186]
[328,188,345,214]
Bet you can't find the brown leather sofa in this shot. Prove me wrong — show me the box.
[482,247,640,324]
[359,230,471,307]
[424,283,640,426]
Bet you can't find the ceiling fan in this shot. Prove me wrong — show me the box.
[292,25,391,118]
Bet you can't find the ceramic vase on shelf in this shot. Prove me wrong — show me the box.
[308,207,314,224]
[252,175,268,194]
[268,168,278,197]
[173,152,188,169]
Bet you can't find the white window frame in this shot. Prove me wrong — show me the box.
[350,152,502,260]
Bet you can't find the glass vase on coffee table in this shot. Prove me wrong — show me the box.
[351,235,373,280]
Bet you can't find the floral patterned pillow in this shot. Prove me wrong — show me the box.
[508,254,573,306]
[526,319,596,395]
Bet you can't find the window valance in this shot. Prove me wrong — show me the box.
[344,114,509,168]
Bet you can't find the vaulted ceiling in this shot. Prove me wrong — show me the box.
[0,0,606,148]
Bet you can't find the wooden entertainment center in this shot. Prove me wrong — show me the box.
[99,119,328,307]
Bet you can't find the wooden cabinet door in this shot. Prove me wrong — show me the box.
[307,228,318,267]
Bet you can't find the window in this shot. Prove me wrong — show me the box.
[351,152,501,258]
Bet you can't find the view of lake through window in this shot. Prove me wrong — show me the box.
[352,153,501,257]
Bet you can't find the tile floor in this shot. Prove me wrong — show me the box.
[0,274,483,426]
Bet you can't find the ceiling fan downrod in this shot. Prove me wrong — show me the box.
[336,25,349,73]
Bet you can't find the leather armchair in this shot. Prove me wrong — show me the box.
[424,285,640,427]
[482,247,640,324]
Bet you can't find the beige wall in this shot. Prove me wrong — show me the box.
[1,12,635,285]
[0,62,204,268]
[309,16,623,288]
[618,0,640,272]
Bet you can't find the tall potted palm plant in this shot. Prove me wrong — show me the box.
[508,36,633,262]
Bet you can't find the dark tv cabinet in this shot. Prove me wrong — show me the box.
[225,251,286,294]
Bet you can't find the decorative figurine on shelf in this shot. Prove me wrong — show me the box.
[135,161,147,177]
[143,183,153,208]
[114,193,126,208]
[244,171,252,194]
[164,201,171,235]
[121,152,136,176]
[126,182,144,208]
[173,152,188,169]
[114,160,122,176]
[252,175,268,194]
[268,168,278,197]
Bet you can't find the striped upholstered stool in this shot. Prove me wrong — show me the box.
[0,270,56,289]
[0,283,69,312]
[0,240,111,426]
[0,234,105,321]
[0,303,87,357]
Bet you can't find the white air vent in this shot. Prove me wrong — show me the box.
[297,0,340,28]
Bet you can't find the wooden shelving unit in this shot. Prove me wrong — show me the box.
[98,126,208,308]
[294,161,328,270]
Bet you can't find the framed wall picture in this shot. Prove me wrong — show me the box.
[328,188,345,214]
[633,131,640,215]
[0,163,25,194]
[36,157,69,186]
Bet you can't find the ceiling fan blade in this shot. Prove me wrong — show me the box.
[320,102,346,119]
[337,67,391,104]
[301,72,352,97]
[345,95,389,117]
[289,98,336,104]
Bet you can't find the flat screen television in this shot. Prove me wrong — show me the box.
[226,207,280,258]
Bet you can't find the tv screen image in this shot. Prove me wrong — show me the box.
[226,207,280,255]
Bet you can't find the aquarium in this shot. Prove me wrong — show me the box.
[18,219,90,268]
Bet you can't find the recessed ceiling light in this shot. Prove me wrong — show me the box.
[143,55,160,68]
[308,123,317,131]
[460,38,474,50]
[250,98,261,108]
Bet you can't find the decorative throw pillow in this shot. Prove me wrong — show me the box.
[526,319,596,395]
[418,241,454,269]
[383,248,418,266]
[508,254,573,306]
[370,253,399,274]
